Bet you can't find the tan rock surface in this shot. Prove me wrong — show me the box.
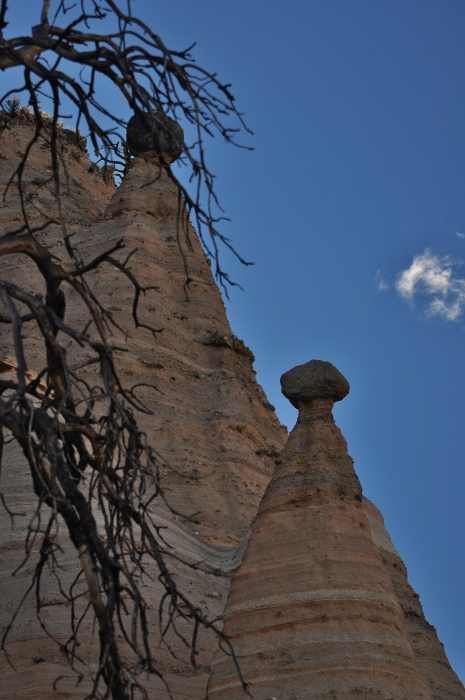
[0,121,285,698]
[0,120,286,542]
[0,432,244,699]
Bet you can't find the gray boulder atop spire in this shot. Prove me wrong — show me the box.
[126,111,184,163]
[280,358,350,408]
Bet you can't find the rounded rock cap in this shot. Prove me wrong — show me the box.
[280,359,350,409]
[126,112,184,163]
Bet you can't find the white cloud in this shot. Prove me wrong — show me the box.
[396,249,465,321]
[456,231,465,239]
[375,270,389,291]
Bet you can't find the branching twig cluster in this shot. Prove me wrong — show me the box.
[0,0,253,288]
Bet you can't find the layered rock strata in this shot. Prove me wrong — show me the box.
[364,498,465,700]
[207,360,465,700]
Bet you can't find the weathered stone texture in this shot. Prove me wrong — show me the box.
[280,358,350,407]
[0,123,285,546]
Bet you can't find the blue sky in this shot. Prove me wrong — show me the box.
[157,1,465,680]
[3,0,465,683]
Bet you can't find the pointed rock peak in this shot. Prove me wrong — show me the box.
[206,362,439,700]
[280,358,349,409]
[104,157,180,220]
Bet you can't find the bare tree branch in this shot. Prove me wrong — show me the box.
[0,2,251,698]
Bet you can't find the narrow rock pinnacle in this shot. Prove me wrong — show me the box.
[207,361,435,700]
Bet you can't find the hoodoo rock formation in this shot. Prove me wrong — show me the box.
[0,117,464,700]
[0,119,285,546]
[207,360,465,700]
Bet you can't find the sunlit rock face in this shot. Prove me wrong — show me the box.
[207,361,465,700]
[0,121,286,698]
[96,157,287,543]
[0,121,285,544]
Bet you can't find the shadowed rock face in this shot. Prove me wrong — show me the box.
[363,499,465,700]
[207,362,465,700]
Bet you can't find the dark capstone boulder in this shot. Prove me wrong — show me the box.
[126,112,184,163]
[280,359,350,408]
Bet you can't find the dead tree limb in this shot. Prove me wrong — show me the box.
[0,2,251,697]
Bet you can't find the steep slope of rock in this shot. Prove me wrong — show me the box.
[95,158,286,543]
[364,498,465,700]
[0,119,286,698]
[207,360,465,700]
